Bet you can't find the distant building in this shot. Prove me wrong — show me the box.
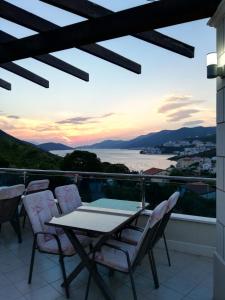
[177,157,203,169]
[143,168,168,182]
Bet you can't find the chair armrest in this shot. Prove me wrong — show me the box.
[126,225,144,232]
[34,231,63,254]
[101,242,132,268]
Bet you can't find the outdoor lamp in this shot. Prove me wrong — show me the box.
[207,52,225,79]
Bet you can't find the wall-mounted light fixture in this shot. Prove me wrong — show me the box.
[207,52,225,79]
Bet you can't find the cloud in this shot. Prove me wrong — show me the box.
[57,116,96,125]
[183,120,205,126]
[35,124,60,132]
[0,120,17,130]
[167,109,199,122]
[158,100,203,114]
[157,94,206,124]
[56,113,115,125]
[7,115,20,119]
[164,95,191,103]
[158,95,203,114]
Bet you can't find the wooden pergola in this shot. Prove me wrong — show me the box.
[0,0,221,90]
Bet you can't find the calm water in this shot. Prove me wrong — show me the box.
[51,149,176,172]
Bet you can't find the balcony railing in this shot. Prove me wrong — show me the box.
[0,167,216,218]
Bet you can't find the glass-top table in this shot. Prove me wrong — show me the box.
[48,198,148,300]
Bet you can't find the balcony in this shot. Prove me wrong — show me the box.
[0,168,216,300]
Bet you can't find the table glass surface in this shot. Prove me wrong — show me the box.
[87,198,148,212]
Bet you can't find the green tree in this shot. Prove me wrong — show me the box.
[102,162,130,174]
[61,150,102,172]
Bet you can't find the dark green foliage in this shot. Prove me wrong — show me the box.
[61,150,130,174]
[0,155,9,167]
[61,150,102,172]
[101,162,130,174]
[0,129,62,169]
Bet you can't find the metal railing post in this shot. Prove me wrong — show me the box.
[23,171,27,186]
[140,171,146,208]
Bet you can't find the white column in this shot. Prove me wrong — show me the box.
[209,1,225,299]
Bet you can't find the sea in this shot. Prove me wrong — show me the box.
[51,149,176,172]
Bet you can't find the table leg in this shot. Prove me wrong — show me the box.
[64,229,114,300]
[61,261,84,287]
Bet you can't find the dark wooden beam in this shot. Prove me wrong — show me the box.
[1,62,49,88]
[0,0,221,64]
[0,0,141,74]
[41,0,194,58]
[0,78,11,90]
[0,30,89,82]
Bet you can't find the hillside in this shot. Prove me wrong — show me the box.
[38,142,74,151]
[0,130,62,169]
[83,126,216,149]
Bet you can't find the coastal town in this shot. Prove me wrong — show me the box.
[141,138,216,176]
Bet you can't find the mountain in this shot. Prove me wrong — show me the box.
[83,126,216,149]
[38,142,74,151]
[0,129,62,169]
[80,139,125,149]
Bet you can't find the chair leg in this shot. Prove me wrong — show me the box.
[148,250,159,289]
[85,271,92,300]
[128,268,137,300]
[162,232,171,267]
[28,237,37,284]
[10,214,22,243]
[59,255,69,299]
[22,214,27,229]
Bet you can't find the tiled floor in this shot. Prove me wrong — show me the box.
[0,224,213,300]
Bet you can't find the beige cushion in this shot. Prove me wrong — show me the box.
[94,239,136,272]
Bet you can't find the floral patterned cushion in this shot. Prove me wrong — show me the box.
[23,190,61,246]
[94,239,136,272]
[55,184,82,214]
[167,191,180,213]
[149,200,168,228]
[40,232,91,255]
[0,184,25,200]
[121,201,168,247]
[26,180,49,194]
[120,228,142,245]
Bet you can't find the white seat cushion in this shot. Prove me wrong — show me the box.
[94,239,136,272]
[120,228,142,245]
[40,233,91,255]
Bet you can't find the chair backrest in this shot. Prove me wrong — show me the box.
[54,184,82,214]
[0,184,25,223]
[133,200,168,266]
[26,179,50,194]
[23,190,60,247]
[167,191,180,213]
[153,191,180,244]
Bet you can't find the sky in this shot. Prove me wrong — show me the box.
[0,0,217,146]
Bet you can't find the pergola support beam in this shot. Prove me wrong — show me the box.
[1,62,49,88]
[0,0,220,64]
[0,78,11,90]
[41,0,194,58]
[0,30,89,82]
[0,0,141,74]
